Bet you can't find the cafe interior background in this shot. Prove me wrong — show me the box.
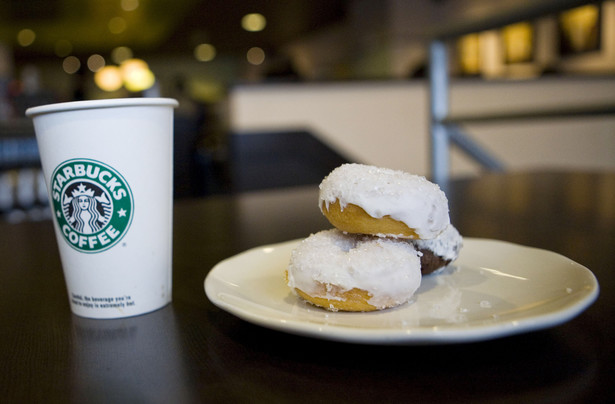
[1,0,614,222]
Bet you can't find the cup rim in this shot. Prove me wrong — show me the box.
[25,97,179,118]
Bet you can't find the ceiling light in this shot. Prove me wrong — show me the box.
[95,66,123,91]
[241,13,266,32]
[111,46,133,64]
[62,56,81,74]
[120,58,155,92]
[87,54,106,72]
[246,47,265,65]
[194,43,216,62]
[17,29,36,47]
[109,17,127,34]
[124,68,155,92]
[120,58,148,77]
[121,0,139,12]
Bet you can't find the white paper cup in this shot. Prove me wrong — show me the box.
[26,98,178,319]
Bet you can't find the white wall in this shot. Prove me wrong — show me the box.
[229,77,615,178]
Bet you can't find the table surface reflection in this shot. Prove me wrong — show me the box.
[1,171,613,403]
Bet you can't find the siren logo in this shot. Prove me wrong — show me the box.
[51,159,134,253]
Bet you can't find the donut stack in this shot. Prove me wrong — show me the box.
[286,164,463,312]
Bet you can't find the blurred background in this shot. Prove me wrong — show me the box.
[1,0,614,219]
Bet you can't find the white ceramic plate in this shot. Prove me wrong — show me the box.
[204,238,599,344]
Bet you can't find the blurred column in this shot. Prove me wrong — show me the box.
[0,42,14,120]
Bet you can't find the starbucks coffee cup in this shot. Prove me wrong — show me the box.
[26,98,178,319]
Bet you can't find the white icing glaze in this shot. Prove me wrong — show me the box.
[287,229,422,309]
[412,224,463,261]
[319,163,449,239]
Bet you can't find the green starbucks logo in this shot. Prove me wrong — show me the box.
[50,159,134,253]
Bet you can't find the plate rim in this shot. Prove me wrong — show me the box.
[204,237,599,345]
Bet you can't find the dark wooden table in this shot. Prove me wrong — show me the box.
[1,171,613,403]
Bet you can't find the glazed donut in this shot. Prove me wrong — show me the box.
[412,224,463,275]
[286,229,422,312]
[319,164,449,239]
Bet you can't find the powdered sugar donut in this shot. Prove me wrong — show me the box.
[286,229,422,312]
[319,164,449,239]
[412,224,463,275]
